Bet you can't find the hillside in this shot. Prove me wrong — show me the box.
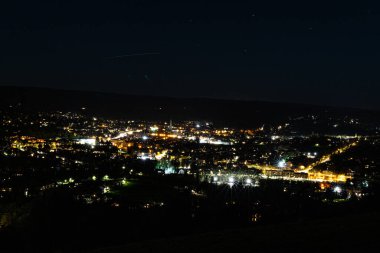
[0,86,378,128]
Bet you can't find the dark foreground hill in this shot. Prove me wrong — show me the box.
[0,86,378,128]
[91,212,380,253]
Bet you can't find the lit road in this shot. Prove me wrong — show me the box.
[247,140,359,183]
[295,141,358,173]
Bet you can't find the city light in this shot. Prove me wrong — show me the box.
[77,138,96,146]
[278,159,286,168]
[333,186,342,194]
[1,4,379,250]
[150,126,159,132]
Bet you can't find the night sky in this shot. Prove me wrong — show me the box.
[1,0,380,109]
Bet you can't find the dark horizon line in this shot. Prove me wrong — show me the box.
[0,84,378,113]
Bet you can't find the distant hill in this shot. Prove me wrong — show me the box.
[0,86,378,128]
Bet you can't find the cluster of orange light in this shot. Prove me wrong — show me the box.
[11,136,47,149]
[319,182,330,190]
[150,133,179,139]
[110,140,134,150]
[308,171,351,183]
[17,136,45,143]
